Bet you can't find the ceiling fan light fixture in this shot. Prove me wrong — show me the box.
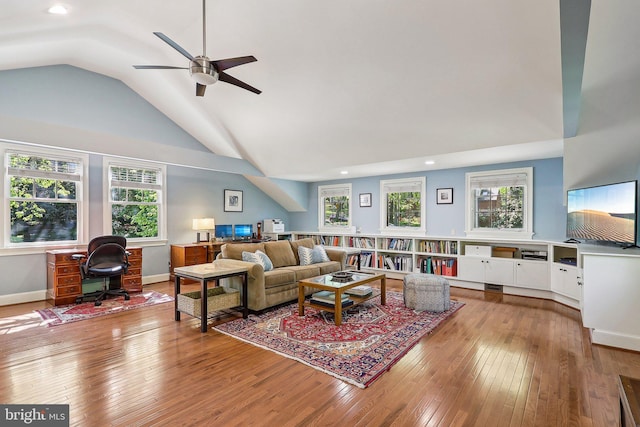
[190,57,218,85]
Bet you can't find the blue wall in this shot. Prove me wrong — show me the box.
[289,158,565,241]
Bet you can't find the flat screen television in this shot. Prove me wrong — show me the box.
[566,180,638,246]
[234,224,253,239]
[214,224,233,240]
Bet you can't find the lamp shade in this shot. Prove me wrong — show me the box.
[192,218,215,231]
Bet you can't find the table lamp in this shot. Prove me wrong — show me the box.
[192,218,215,243]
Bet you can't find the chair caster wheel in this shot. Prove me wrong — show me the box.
[124,295,130,301]
[75,297,83,304]
[94,300,102,307]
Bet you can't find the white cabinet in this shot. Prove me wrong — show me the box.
[458,257,514,285]
[515,260,549,290]
[550,263,581,300]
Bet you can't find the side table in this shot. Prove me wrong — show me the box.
[174,263,248,332]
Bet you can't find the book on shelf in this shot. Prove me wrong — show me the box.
[310,298,354,308]
[344,285,372,296]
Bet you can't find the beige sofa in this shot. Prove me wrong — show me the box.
[214,238,346,312]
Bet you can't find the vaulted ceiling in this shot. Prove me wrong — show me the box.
[0,0,621,183]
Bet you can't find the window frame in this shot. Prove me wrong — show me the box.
[318,183,352,232]
[379,176,426,235]
[103,157,167,243]
[465,167,534,239]
[2,142,89,249]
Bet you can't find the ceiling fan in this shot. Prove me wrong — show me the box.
[133,0,260,97]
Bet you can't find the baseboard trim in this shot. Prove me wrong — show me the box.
[0,290,47,306]
[590,329,640,352]
[0,273,172,306]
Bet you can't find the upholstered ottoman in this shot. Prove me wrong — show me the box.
[403,273,450,312]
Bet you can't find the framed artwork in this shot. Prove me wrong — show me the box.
[359,193,372,207]
[224,189,243,212]
[436,188,453,205]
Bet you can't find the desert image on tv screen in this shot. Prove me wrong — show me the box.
[567,182,636,244]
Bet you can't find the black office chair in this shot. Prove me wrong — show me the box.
[73,236,131,306]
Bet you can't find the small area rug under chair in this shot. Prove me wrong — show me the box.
[35,291,174,326]
[214,291,464,388]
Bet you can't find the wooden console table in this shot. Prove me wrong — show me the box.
[46,247,142,306]
[174,263,248,332]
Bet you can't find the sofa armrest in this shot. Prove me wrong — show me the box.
[324,248,347,270]
[213,259,266,311]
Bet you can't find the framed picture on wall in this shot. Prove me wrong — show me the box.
[359,193,372,207]
[224,189,243,212]
[436,188,453,205]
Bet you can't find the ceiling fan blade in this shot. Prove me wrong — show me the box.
[196,83,206,97]
[133,65,188,69]
[214,56,257,72]
[219,72,261,94]
[153,32,195,61]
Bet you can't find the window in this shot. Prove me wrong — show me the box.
[4,146,87,247]
[104,159,166,241]
[380,177,426,234]
[465,167,533,238]
[318,184,352,231]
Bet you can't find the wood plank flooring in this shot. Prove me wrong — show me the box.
[1,280,639,426]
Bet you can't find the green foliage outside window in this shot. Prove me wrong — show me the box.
[9,154,79,243]
[323,196,349,226]
[474,186,524,229]
[386,192,421,228]
[110,166,160,238]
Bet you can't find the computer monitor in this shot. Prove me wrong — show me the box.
[234,224,253,239]
[214,224,233,240]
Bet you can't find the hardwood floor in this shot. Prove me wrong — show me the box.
[1,279,638,426]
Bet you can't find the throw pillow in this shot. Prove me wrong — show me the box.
[298,245,331,266]
[255,250,273,271]
[242,250,273,271]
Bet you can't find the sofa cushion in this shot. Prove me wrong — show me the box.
[263,268,296,289]
[298,245,331,266]
[290,238,315,264]
[241,250,273,271]
[264,240,297,268]
[316,261,342,275]
[286,264,321,280]
[222,242,265,260]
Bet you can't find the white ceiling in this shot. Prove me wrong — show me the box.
[0,0,580,182]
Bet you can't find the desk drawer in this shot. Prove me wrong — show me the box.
[56,274,82,286]
[56,284,82,297]
[55,264,79,275]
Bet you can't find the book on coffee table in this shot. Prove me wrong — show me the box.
[310,298,354,308]
[344,285,372,296]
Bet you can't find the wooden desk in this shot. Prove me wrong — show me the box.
[46,247,142,306]
[619,375,640,426]
[174,263,248,332]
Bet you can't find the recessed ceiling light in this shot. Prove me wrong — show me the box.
[48,5,69,15]
[425,160,435,165]
[340,170,348,175]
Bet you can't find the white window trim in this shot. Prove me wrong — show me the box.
[465,167,534,239]
[318,183,352,232]
[1,141,89,249]
[103,157,167,242]
[379,176,426,236]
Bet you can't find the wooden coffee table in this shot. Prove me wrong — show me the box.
[298,271,386,326]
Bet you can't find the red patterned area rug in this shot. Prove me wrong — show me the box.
[35,291,173,327]
[214,291,464,388]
